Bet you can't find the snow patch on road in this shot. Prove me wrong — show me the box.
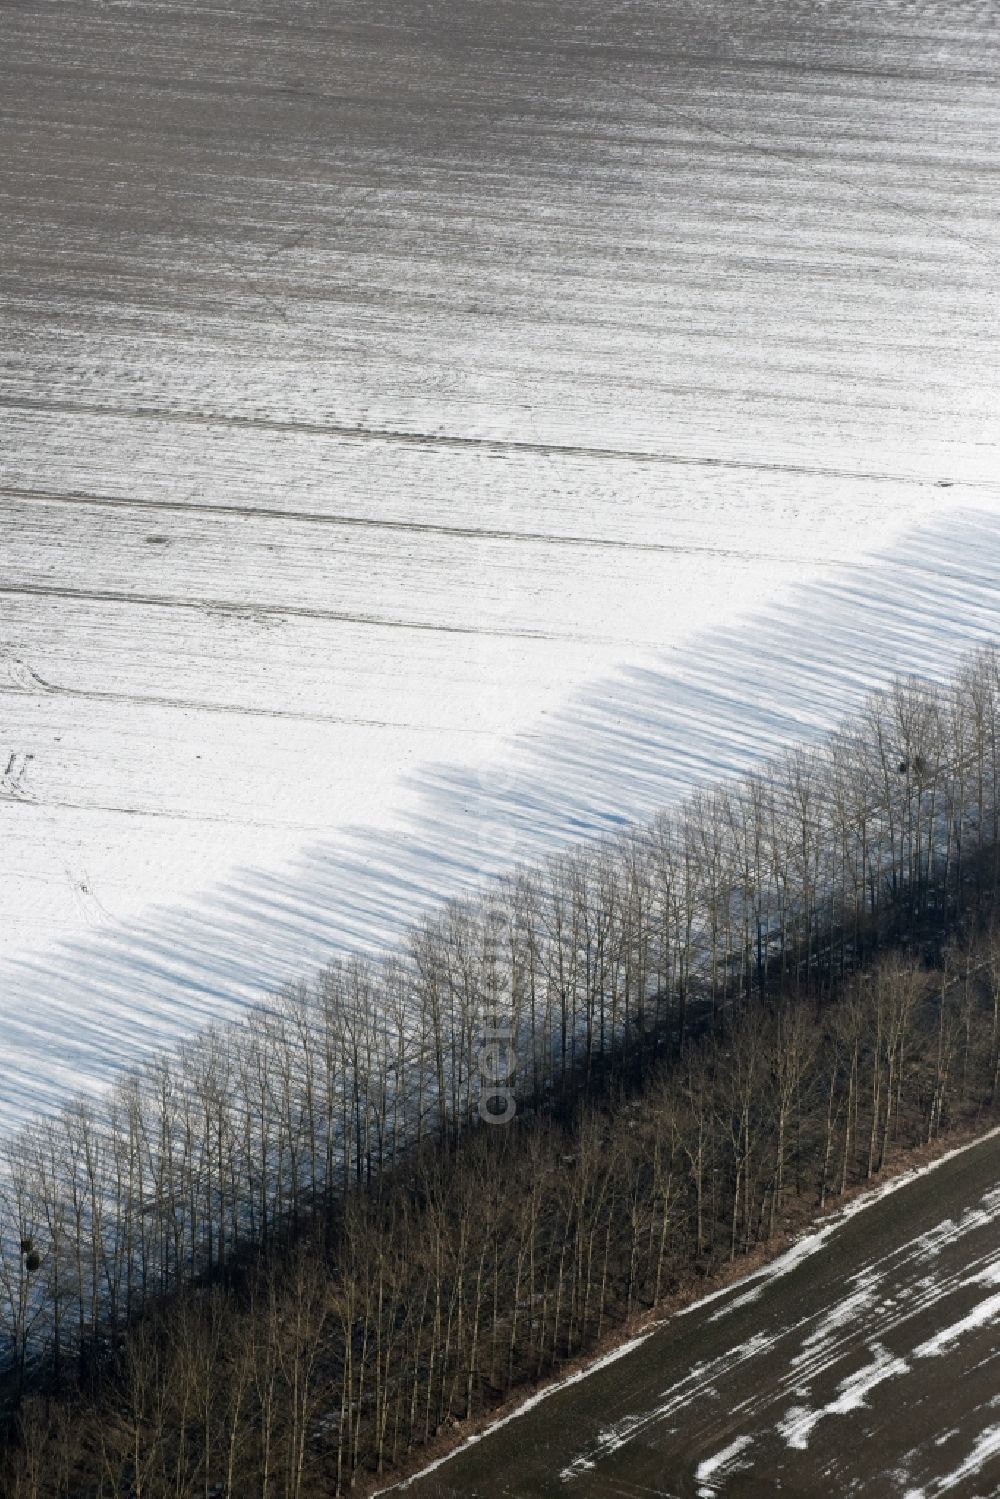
[913,1293,1000,1360]
[933,1425,1000,1494]
[777,1343,910,1451]
[788,1285,879,1367]
[695,1435,753,1495]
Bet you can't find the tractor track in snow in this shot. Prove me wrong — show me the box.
[0,657,492,735]
[0,786,372,833]
[0,485,798,563]
[0,397,974,490]
[0,584,587,641]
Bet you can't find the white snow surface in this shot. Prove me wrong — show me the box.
[913,1294,1000,1360]
[695,1435,754,1495]
[2,0,999,1129]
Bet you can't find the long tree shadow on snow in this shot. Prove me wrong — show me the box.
[2,506,997,1127]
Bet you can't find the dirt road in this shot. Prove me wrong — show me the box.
[403,1133,1000,1497]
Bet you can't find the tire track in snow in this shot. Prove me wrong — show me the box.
[0,655,492,735]
[0,788,369,832]
[0,486,796,563]
[0,584,588,641]
[0,397,973,488]
[0,751,35,802]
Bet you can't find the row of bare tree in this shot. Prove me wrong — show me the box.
[3,932,1000,1497]
[2,647,1000,1446]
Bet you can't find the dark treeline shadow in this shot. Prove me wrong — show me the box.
[2,912,1000,1494]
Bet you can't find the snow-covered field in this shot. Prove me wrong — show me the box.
[2,0,998,1130]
